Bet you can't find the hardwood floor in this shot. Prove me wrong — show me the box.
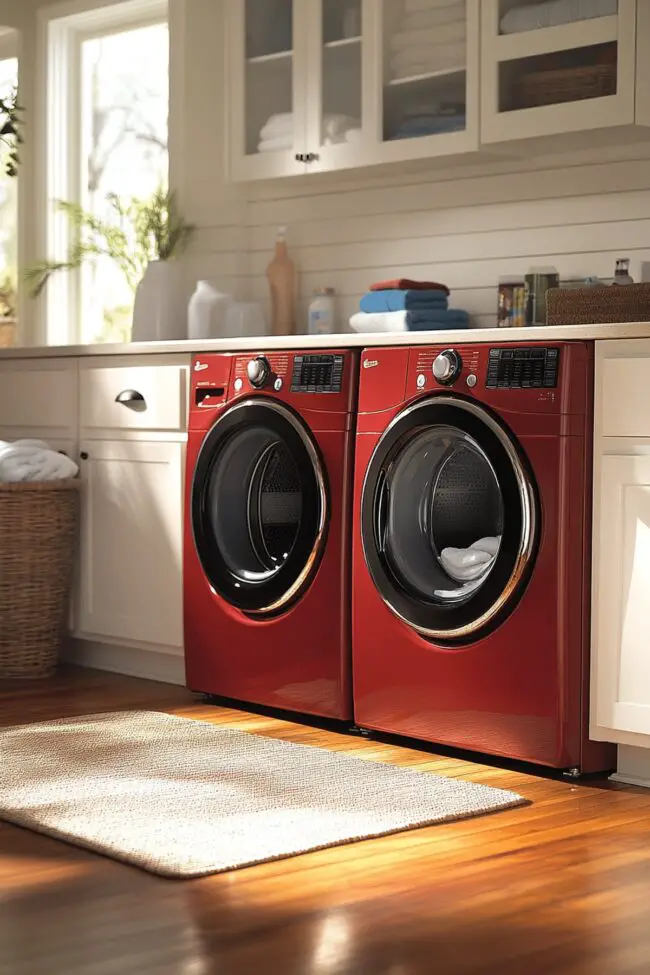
[2,668,650,975]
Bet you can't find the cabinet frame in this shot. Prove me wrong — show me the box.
[591,339,650,748]
[480,0,638,146]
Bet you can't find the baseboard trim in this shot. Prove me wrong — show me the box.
[63,639,186,686]
[611,745,650,789]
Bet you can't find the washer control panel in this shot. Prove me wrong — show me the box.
[291,354,344,393]
[486,347,560,389]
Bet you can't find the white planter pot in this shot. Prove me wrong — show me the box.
[131,260,186,342]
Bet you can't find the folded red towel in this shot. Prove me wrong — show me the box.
[371,278,450,295]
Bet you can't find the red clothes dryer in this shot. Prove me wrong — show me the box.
[184,350,357,720]
[352,342,615,773]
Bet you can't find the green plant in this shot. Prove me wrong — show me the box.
[0,87,23,178]
[25,188,194,299]
[0,269,17,318]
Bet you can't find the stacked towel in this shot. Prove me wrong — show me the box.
[258,113,293,152]
[0,439,79,482]
[350,310,469,333]
[371,278,449,292]
[391,112,466,140]
[360,289,449,313]
[257,113,360,152]
[501,0,617,34]
[389,0,466,81]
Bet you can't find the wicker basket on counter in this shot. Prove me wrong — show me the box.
[546,283,650,326]
[0,479,80,679]
[516,63,616,110]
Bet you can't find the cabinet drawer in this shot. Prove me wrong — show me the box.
[0,362,77,431]
[80,364,187,433]
[601,357,650,438]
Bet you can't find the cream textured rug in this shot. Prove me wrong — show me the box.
[0,711,526,878]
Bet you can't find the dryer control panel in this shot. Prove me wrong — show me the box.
[486,347,560,389]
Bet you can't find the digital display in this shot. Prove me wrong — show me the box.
[486,347,560,389]
[291,354,344,393]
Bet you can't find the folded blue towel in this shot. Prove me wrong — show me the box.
[408,310,469,330]
[360,289,448,313]
[391,114,466,140]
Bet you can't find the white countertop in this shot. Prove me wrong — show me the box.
[2,322,650,358]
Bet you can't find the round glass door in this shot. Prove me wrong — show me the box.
[192,400,327,615]
[361,396,538,642]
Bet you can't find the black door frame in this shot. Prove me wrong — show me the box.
[192,398,328,616]
[361,395,539,643]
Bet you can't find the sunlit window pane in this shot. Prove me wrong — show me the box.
[0,56,18,348]
[80,22,169,344]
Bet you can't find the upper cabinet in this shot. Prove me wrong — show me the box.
[480,0,641,147]
[226,0,650,181]
[227,0,479,180]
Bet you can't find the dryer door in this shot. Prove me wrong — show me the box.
[191,399,327,615]
[361,395,539,643]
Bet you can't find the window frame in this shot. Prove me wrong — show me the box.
[0,29,19,342]
[36,0,168,346]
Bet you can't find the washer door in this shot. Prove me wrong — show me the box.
[361,395,538,642]
[192,399,327,615]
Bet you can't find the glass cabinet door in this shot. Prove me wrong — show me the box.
[481,0,636,144]
[305,0,367,171]
[229,0,308,178]
[373,0,479,162]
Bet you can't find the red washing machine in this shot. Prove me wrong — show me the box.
[352,342,615,773]
[184,350,357,720]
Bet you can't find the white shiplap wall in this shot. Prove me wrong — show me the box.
[183,142,650,332]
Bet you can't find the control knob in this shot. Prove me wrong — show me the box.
[247,356,271,388]
[432,349,462,386]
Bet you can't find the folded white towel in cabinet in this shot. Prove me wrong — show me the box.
[401,4,466,31]
[391,21,466,52]
[258,135,294,152]
[500,0,617,33]
[391,41,466,76]
[260,113,294,139]
[322,114,361,138]
[405,0,464,11]
[0,439,79,483]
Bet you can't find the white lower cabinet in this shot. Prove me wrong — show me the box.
[591,340,650,757]
[75,439,185,650]
[592,454,650,739]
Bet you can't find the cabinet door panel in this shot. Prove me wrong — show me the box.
[593,453,650,738]
[305,0,370,172]
[76,440,184,648]
[481,0,636,145]
[366,0,480,165]
[228,0,308,179]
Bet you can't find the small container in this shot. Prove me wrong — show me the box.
[612,257,634,285]
[498,278,526,328]
[308,287,337,334]
[188,280,232,340]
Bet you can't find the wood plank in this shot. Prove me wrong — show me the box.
[1,667,650,974]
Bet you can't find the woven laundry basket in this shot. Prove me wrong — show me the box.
[0,479,80,679]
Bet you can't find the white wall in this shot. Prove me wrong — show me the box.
[20,0,650,339]
[183,139,650,333]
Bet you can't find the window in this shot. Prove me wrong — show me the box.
[44,1,168,345]
[0,36,18,348]
[81,22,168,343]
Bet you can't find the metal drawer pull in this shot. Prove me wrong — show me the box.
[115,389,146,412]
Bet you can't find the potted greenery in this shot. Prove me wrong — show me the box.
[26,187,195,342]
[0,87,22,178]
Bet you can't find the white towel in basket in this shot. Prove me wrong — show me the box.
[0,439,79,482]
